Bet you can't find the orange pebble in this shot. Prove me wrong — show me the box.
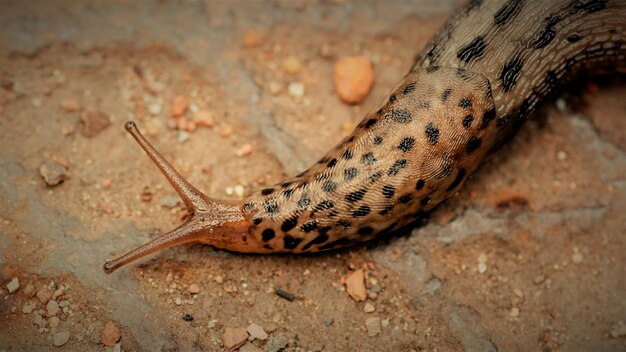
[333,56,374,105]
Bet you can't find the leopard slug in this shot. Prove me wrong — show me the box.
[103,0,626,273]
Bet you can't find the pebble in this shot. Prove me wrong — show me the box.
[6,277,19,293]
[49,316,60,328]
[477,262,487,274]
[363,303,376,313]
[60,97,81,112]
[207,319,218,329]
[148,102,162,116]
[509,307,520,318]
[533,274,546,285]
[22,303,34,314]
[333,56,374,104]
[572,252,583,264]
[244,29,264,48]
[23,283,36,297]
[287,82,305,99]
[80,109,111,138]
[219,123,234,137]
[160,195,181,209]
[236,143,253,157]
[246,323,268,340]
[324,319,334,327]
[188,283,200,294]
[275,288,296,302]
[381,318,390,327]
[40,160,68,186]
[37,288,53,304]
[610,321,626,338]
[556,151,567,161]
[283,56,302,74]
[365,317,382,337]
[171,95,189,117]
[233,185,245,198]
[193,109,216,128]
[175,297,182,306]
[33,313,45,328]
[221,327,249,351]
[345,269,366,302]
[46,300,60,316]
[101,321,121,347]
[265,333,288,352]
[52,331,70,346]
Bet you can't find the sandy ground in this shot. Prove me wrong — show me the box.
[1,1,625,351]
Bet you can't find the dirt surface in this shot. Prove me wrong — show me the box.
[1,1,625,351]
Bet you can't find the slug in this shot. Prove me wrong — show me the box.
[103,0,626,274]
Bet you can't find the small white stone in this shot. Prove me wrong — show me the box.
[6,277,19,293]
[52,331,70,346]
[287,82,305,98]
[365,317,381,337]
[572,252,583,264]
[363,303,376,313]
[22,303,33,314]
[246,323,268,340]
[477,262,487,274]
[233,185,245,198]
[509,307,520,318]
[148,102,162,116]
[207,319,217,329]
[175,297,182,305]
[381,318,390,327]
[557,151,567,161]
[49,316,60,328]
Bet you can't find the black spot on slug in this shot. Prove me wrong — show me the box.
[346,189,367,203]
[358,226,375,235]
[301,233,329,251]
[352,205,371,217]
[420,197,431,207]
[300,220,318,233]
[337,220,351,228]
[253,218,263,225]
[373,136,383,145]
[459,97,472,108]
[572,0,607,13]
[297,195,311,210]
[322,181,337,193]
[342,150,353,160]
[426,66,440,73]
[441,88,452,102]
[327,158,337,167]
[382,185,395,198]
[500,57,524,92]
[416,179,425,190]
[398,137,416,152]
[379,204,394,215]
[567,34,583,43]
[419,101,431,109]
[387,109,412,123]
[364,118,378,129]
[283,235,303,250]
[280,181,293,188]
[261,188,275,195]
[361,152,376,165]
[315,200,334,211]
[446,168,467,192]
[281,216,298,232]
[243,203,255,212]
[264,200,279,214]
[463,115,474,128]
[534,16,560,49]
[402,82,416,95]
[457,36,486,63]
[467,136,482,154]
[425,122,439,144]
[481,108,496,129]
[344,167,358,181]
[388,159,407,176]
[494,0,523,27]
[282,189,294,199]
[399,194,412,204]
[370,172,382,183]
[262,228,275,242]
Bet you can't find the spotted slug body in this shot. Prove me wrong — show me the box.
[104,0,626,273]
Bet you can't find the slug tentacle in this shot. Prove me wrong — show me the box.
[104,122,251,274]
